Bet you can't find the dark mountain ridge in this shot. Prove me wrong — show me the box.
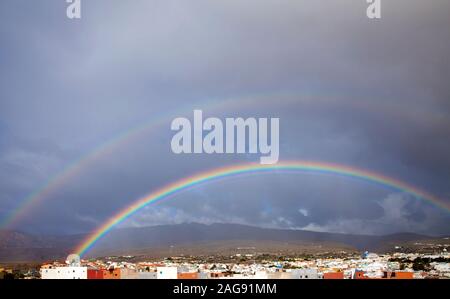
[0,223,445,262]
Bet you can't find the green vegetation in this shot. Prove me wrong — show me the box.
[388,257,450,272]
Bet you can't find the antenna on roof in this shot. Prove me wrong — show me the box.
[66,254,81,267]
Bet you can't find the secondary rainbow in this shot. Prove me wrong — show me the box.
[3,93,432,229]
[74,161,449,256]
[0,93,301,229]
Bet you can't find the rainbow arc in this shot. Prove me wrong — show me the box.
[74,161,449,256]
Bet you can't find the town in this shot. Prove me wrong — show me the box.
[1,249,449,279]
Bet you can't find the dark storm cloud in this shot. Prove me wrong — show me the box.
[0,0,449,235]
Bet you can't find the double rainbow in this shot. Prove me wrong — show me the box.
[3,93,434,230]
[74,161,449,256]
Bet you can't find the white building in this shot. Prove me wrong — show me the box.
[254,271,269,279]
[41,267,87,279]
[156,267,178,279]
[138,271,157,279]
[292,269,319,279]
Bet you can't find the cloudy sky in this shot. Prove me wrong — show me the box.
[0,0,449,237]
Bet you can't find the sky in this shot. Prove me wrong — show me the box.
[0,0,449,237]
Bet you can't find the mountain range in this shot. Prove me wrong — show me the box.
[0,223,447,262]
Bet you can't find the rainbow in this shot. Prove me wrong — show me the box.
[74,161,449,256]
[2,93,441,230]
[0,93,300,229]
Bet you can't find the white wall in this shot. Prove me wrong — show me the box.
[138,272,157,279]
[292,269,319,279]
[41,267,87,279]
[157,267,177,279]
[254,271,269,279]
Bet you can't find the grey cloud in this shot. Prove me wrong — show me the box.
[302,193,450,235]
[0,0,449,236]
